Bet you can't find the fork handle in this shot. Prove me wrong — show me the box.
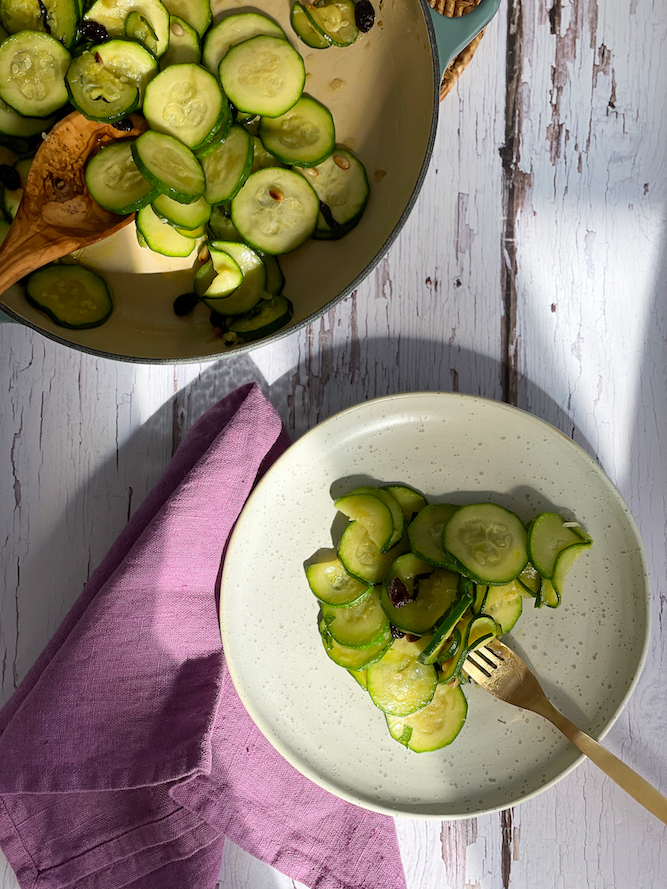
[536,698,667,826]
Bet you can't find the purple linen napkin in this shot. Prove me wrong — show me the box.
[0,382,407,889]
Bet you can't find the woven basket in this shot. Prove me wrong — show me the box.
[429,0,484,102]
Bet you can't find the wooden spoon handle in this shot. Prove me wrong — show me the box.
[541,700,667,825]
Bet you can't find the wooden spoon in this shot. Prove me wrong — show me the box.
[0,110,147,297]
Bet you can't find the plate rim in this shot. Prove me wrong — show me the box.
[220,391,652,819]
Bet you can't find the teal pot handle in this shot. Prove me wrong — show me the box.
[428,0,503,78]
[0,309,16,323]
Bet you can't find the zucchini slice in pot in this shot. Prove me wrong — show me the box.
[125,10,159,55]
[219,35,304,119]
[386,682,468,752]
[199,240,267,314]
[321,587,390,650]
[85,141,157,214]
[251,135,286,173]
[407,503,460,568]
[152,192,210,229]
[162,0,211,37]
[0,0,79,47]
[143,63,226,150]
[290,2,332,49]
[201,124,253,204]
[227,294,293,341]
[231,167,319,254]
[303,0,359,47]
[132,130,205,203]
[260,252,285,295]
[136,204,197,257]
[194,249,243,300]
[0,97,55,138]
[443,503,528,585]
[2,155,32,220]
[306,556,371,606]
[25,264,113,329]
[259,95,335,167]
[67,48,140,123]
[298,147,369,239]
[319,617,391,670]
[207,206,243,242]
[85,0,170,58]
[0,31,70,118]
[202,11,285,74]
[160,15,201,67]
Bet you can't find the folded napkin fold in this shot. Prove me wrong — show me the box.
[0,382,407,889]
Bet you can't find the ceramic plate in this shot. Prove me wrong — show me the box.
[220,393,651,818]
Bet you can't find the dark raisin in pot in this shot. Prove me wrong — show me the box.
[173,292,199,316]
[355,0,375,33]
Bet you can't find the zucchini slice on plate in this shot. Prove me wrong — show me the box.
[219,34,304,119]
[132,129,206,203]
[407,503,460,568]
[321,587,391,650]
[320,617,391,671]
[231,167,319,254]
[202,11,285,74]
[367,637,438,717]
[334,491,395,553]
[86,141,157,215]
[337,520,407,585]
[381,555,460,636]
[306,556,371,606]
[258,95,335,167]
[227,294,293,341]
[528,511,590,578]
[0,31,70,118]
[443,502,528,585]
[25,265,113,329]
[386,681,468,752]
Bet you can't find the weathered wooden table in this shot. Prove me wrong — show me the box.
[1,1,666,886]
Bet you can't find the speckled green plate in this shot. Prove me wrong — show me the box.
[220,392,651,818]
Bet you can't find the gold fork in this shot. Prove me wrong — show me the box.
[464,640,667,825]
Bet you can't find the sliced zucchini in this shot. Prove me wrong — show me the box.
[259,95,335,167]
[25,264,113,329]
[552,540,591,596]
[250,135,286,173]
[348,485,405,550]
[297,147,370,239]
[227,294,293,341]
[219,35,304,119]
[367,642,438,717]
[407,503,459,568]
[337,520,407,585]
[304,0,359,47]
[152,192,210,229]
[160,15,201,68]
[0,97,55,138]
[2,155,31,219]
[465,614,499,652]
[231,167,319,254]
[517,562,541,597]
[135,203,196,257]
[162,0,211,37]
[85,141,156,214]
[85,0,170,58]
[202,11,285,74]
[386,682,467,752]
[207,205,243,242]
[348,668,368,689]
[200,240,266,314]
[538,576,560,608]
[479,581,523,634]
[260,252,284,295]
[290,2,332,50]
[319,617,391,670]
[321,587,390,649]
[306,556,371,606]
[382,484,427,522]
[143,63,226,150]
[443,503,528,585]
[201,124,253,204]
[528,512,589,579]
[94,38,159,104]
[381,556,460,636]
[334,491,394,553]
[195,249,243,299]
[132,129,205,202]
[66,47,140,123]
[418,589,475,665]
[0,0,79,47]
[125,10,159,55]
[0,31,70,118]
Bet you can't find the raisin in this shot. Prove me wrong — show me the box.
[390,626,405,639]
[0,164,20,191]
[387,577,415,608]
[112,118,134,132]
[355,0,375,33]
[78,20,110,42]
[173,292,199,316]
[209,309,227,329]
